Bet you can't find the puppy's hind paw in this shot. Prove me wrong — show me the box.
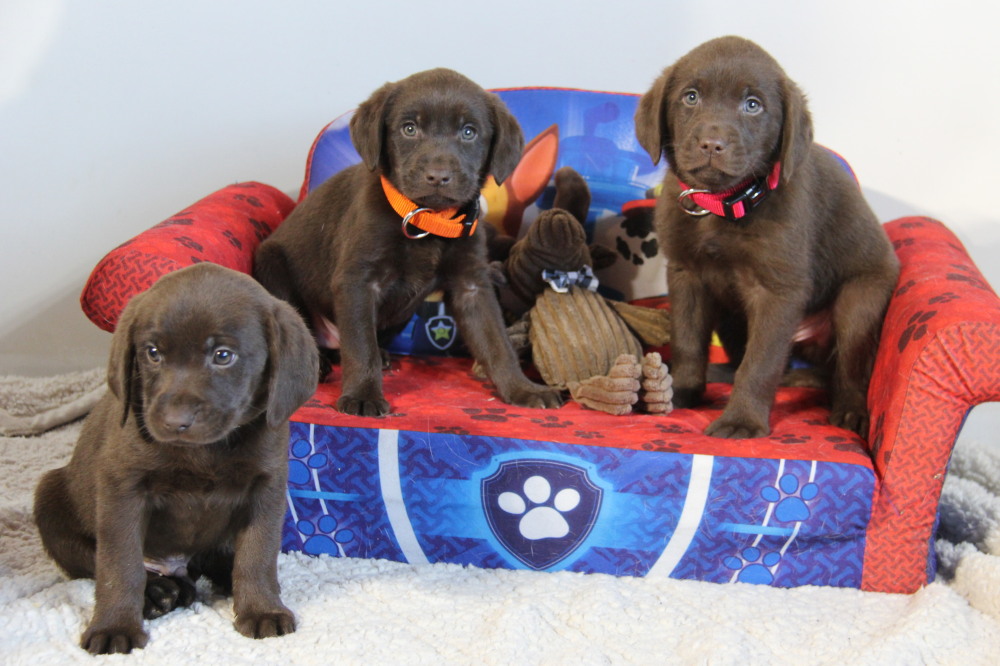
[830,407,869,439]
[143,573,197,619]
[831,390,870,437]
[235,608,296,639]
[671,386,705,409]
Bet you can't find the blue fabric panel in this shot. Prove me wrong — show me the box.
[282,422,874,589]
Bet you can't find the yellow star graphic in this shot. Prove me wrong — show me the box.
[430,322,453,341]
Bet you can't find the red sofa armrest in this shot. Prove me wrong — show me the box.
[862,216,1000,592]
[81,182,295,331]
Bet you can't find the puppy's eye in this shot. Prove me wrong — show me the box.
[682,89,699,106]
[743,97,763,115]
[460,124,477,141]
[401,122,418,137]
[212,348,237,366]
[145,345,162,364]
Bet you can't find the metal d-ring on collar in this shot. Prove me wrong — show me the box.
[401,207,433,239]
[677,188,712,217]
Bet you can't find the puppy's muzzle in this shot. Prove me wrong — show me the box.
[145,383,227,444]
[147,393,206,440]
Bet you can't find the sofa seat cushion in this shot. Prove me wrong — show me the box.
[282,356,875,588]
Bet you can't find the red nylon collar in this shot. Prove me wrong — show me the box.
[677,162,782,222]
[380,176,478,239]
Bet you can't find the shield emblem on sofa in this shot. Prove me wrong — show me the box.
[424,302,457,351]
[481,459,602,570]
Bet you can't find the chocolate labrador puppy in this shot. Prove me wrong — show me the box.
[254,67,561,416]
[33,263,318,654]
[635,36,899,439]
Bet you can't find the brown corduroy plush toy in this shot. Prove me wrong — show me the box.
[495,167,674,416]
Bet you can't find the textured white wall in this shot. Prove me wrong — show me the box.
[2,0,998,392]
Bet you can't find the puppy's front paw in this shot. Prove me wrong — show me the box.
[705,414,770,439]
[705,403,771,439]
[235,608,296,639]
[143,574,197,619]
[81,623,149,655]
[505,381,564,409]
[336,394,390,417]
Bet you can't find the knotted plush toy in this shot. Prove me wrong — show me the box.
[495,167,674,416]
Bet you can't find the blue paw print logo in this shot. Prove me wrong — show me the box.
[289,437,326,485]
[762,474,818,523]
[725,547,782,584]
[287,436,355,557]
[297,514,354,557]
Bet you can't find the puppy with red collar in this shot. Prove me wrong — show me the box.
[635,37,899,439]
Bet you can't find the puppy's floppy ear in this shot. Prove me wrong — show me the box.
[263,300,319,428]
[777,77,813,186]
[485,93,525,185]
[106,293,144,427]
[634,68,673,167]
[350,81,395,171]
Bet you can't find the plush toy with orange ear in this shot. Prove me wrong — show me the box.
[481,124,560,239]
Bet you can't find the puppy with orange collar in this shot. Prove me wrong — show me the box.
[255,68,562,416]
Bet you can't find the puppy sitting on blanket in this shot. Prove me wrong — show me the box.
[254,68,562,416]
[33,263,318,655]
[634,36,900,439]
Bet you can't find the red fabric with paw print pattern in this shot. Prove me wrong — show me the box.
[80,182,295,332]
[863,216,1000,592]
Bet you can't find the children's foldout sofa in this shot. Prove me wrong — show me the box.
[81,88,1000,594]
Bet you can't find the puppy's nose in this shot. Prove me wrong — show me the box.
[700,137,727,155]
[424,168,452,187]
[161,407,195,434]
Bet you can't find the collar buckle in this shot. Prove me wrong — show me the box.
[401,208,433,239]
[457,200,480,237]
[721,178,770,222]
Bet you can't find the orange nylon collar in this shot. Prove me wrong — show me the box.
[380,176,478,239]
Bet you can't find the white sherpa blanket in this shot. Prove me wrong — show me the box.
[1,371,998,665]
